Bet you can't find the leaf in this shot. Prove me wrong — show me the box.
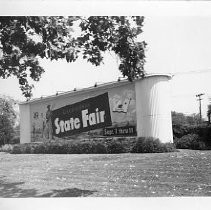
[0,16,146,98]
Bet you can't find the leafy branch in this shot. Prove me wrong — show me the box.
[0,16,146,99]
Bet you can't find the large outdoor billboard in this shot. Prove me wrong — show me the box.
[30,83,137,142]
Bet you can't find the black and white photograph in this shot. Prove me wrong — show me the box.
[0,0,211,210]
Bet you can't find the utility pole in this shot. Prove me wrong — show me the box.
[196,93,205,123]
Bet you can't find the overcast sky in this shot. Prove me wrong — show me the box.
[0,1,211,119]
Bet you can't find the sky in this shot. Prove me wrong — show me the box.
[0,2,211,119]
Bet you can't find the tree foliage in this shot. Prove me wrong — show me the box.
[172,111,201,126]
[172,111,202,139]
[0,96,17,145]
[207,104,211,124]
[0,16,146,99]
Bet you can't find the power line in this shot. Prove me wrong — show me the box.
[173,69,211,76]
[171,92,211,98]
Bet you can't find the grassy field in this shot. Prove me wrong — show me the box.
[0,149,211,197]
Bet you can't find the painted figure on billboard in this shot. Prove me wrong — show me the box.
[109,89,136,127]
[45,104,54,140]
[40,112,45,138]
[112,97,131,113]
[32,112,39,139]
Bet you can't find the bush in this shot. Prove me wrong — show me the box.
[9,137,177,154]
[197,125,211,147]
[79,142,95,154]
[8,140,115,154]
[25,144,33,154]
[173,124,190,139]
[131,137,176,153]
[161,142,177,152]
[11,144,23,154]
[0,144,14,153]
[33,144,47,154]
[45,144,65,154]
[69,142,108,154]
[93,142,108,154]
[191,141,207,150]
[174,134,207,150]
[66,143,81,154]
[106,141,126,154]
[10,141,108,154]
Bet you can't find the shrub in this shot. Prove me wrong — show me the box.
[72,142,108,154]
[51,144,65,154]
[25,144,32,154]
[66,143,81,154]
[11,144,22,154]
[42,143,70,154]
[9,137,177,154]
[161,142,177,152]
[197,125,211,147]
[191,140,207,150]
[0,144,14,153]
[107,141,126,154]
[93,142,107,154]
[33,144,48,154]
[131,137,176,153]
[175,134,207,150]
[173,124,190,139]
[79,142,94,154]
[109,137,137,153]
[10,141,108,154]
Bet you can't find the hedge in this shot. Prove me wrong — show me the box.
[131,137,176,153]
[174,134,207,150]
[3,137,177,154]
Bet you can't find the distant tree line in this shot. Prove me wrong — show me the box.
[172,111,201,127]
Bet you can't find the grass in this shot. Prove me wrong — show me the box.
[0,149,210,197]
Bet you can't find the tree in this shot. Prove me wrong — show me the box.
[172,111,201,127]
[0,16,146,99]
[171,111,202,139]
[0,96,18,145]
[207,104,211,124]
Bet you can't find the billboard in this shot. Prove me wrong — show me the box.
[51,93,112,138]
[30,83,137,141]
